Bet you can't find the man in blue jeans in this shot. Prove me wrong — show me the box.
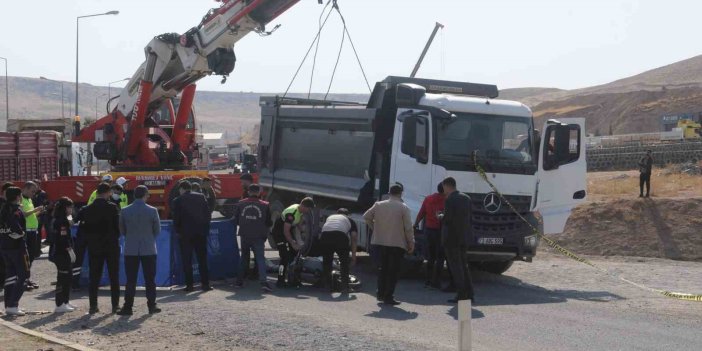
[117,186,162,315]
[231,184,273,292]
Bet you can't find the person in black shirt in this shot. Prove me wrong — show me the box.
[0,182,14,294]
[639,150,654,198]
[440,177,474,303]
[50,197,77,313]
[0,187,30,316]
[78,183,122,314]
[232,184,273,292]
[172,181,213,292]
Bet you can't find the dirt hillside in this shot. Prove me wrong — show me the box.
[549,170,702,261]
[552,197,702,261]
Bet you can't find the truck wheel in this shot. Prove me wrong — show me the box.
[475,261,513,275]
[267,193,285,249]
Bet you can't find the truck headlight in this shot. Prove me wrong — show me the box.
[524,234,538,248]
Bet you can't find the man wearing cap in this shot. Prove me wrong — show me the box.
[118,185,162,315]
[319,208,358,293]
[232,184,273,292]
[172,181,213,292]
[363,184,414,305]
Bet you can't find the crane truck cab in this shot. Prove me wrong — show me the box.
[258,76,586,274]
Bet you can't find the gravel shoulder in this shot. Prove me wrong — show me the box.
[3,249,702,351]
[0,322,74,351]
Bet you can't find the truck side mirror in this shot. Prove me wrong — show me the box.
[415,117,429,164]
[400,115,429,164]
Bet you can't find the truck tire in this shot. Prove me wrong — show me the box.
[267,192,286,249]
[475,261,513,275]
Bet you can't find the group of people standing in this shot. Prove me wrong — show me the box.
[364,177,474,305]
[3,171,476,317]
[0,180,52,316]
[0,175,164,316]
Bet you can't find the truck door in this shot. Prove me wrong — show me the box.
[390,110,433,213]
[536,118,587,234]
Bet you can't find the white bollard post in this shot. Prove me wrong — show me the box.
[458,299,472,351]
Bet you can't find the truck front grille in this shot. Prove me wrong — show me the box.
[465,193,532,237]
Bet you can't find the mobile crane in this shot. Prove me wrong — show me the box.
[74,0,303,170]
[41,0,309,216]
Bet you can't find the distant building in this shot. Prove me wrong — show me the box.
[661,113,702,131]
[226,142,252,163]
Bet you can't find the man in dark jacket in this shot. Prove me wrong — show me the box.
[78,183,121,314]
[440,177,474,303]
[639,150,654,198]
[172,181,213,292]
[232,184,273,292]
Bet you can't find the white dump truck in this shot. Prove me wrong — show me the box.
[258,76,586,274]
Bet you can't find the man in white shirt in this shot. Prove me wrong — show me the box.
[319,208,358,294]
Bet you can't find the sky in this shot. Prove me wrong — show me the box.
[1,0,701,94]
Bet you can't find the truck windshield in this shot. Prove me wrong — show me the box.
[434,112,536,174]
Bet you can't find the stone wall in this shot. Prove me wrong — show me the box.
[587,142,702,172]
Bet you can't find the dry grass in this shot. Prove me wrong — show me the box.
[533,104,591,118]
[587,169,702,198]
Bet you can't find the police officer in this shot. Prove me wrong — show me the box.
[50,197,77,313]
[272,197,315,287]
[232,184,273,292]
[79,183,121,314]
[1,187,30,316]
[0,182,13,294]
[172,181,213,292]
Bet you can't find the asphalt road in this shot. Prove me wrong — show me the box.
[3,250,702,351]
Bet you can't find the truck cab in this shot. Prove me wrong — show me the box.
[258,76,586,274]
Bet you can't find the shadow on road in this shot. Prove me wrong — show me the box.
[365,304,419,320]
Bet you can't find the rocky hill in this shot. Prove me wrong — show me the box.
[4,54,702,136]
[0,77,367,139]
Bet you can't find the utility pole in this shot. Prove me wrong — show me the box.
[0,57,8,131]
[410,22,444,78]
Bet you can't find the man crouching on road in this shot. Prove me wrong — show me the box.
[118,185,161,315]
[232,184,274,292]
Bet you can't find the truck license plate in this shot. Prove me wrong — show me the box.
[478,237,503,245]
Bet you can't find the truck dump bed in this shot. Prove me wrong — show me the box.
[0,131,59,182]
[258,97,376,202]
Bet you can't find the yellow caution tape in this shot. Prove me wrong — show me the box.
[472,153,702,302]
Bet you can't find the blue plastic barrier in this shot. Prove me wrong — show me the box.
[171,220,240,285]
[73,220,239,287]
